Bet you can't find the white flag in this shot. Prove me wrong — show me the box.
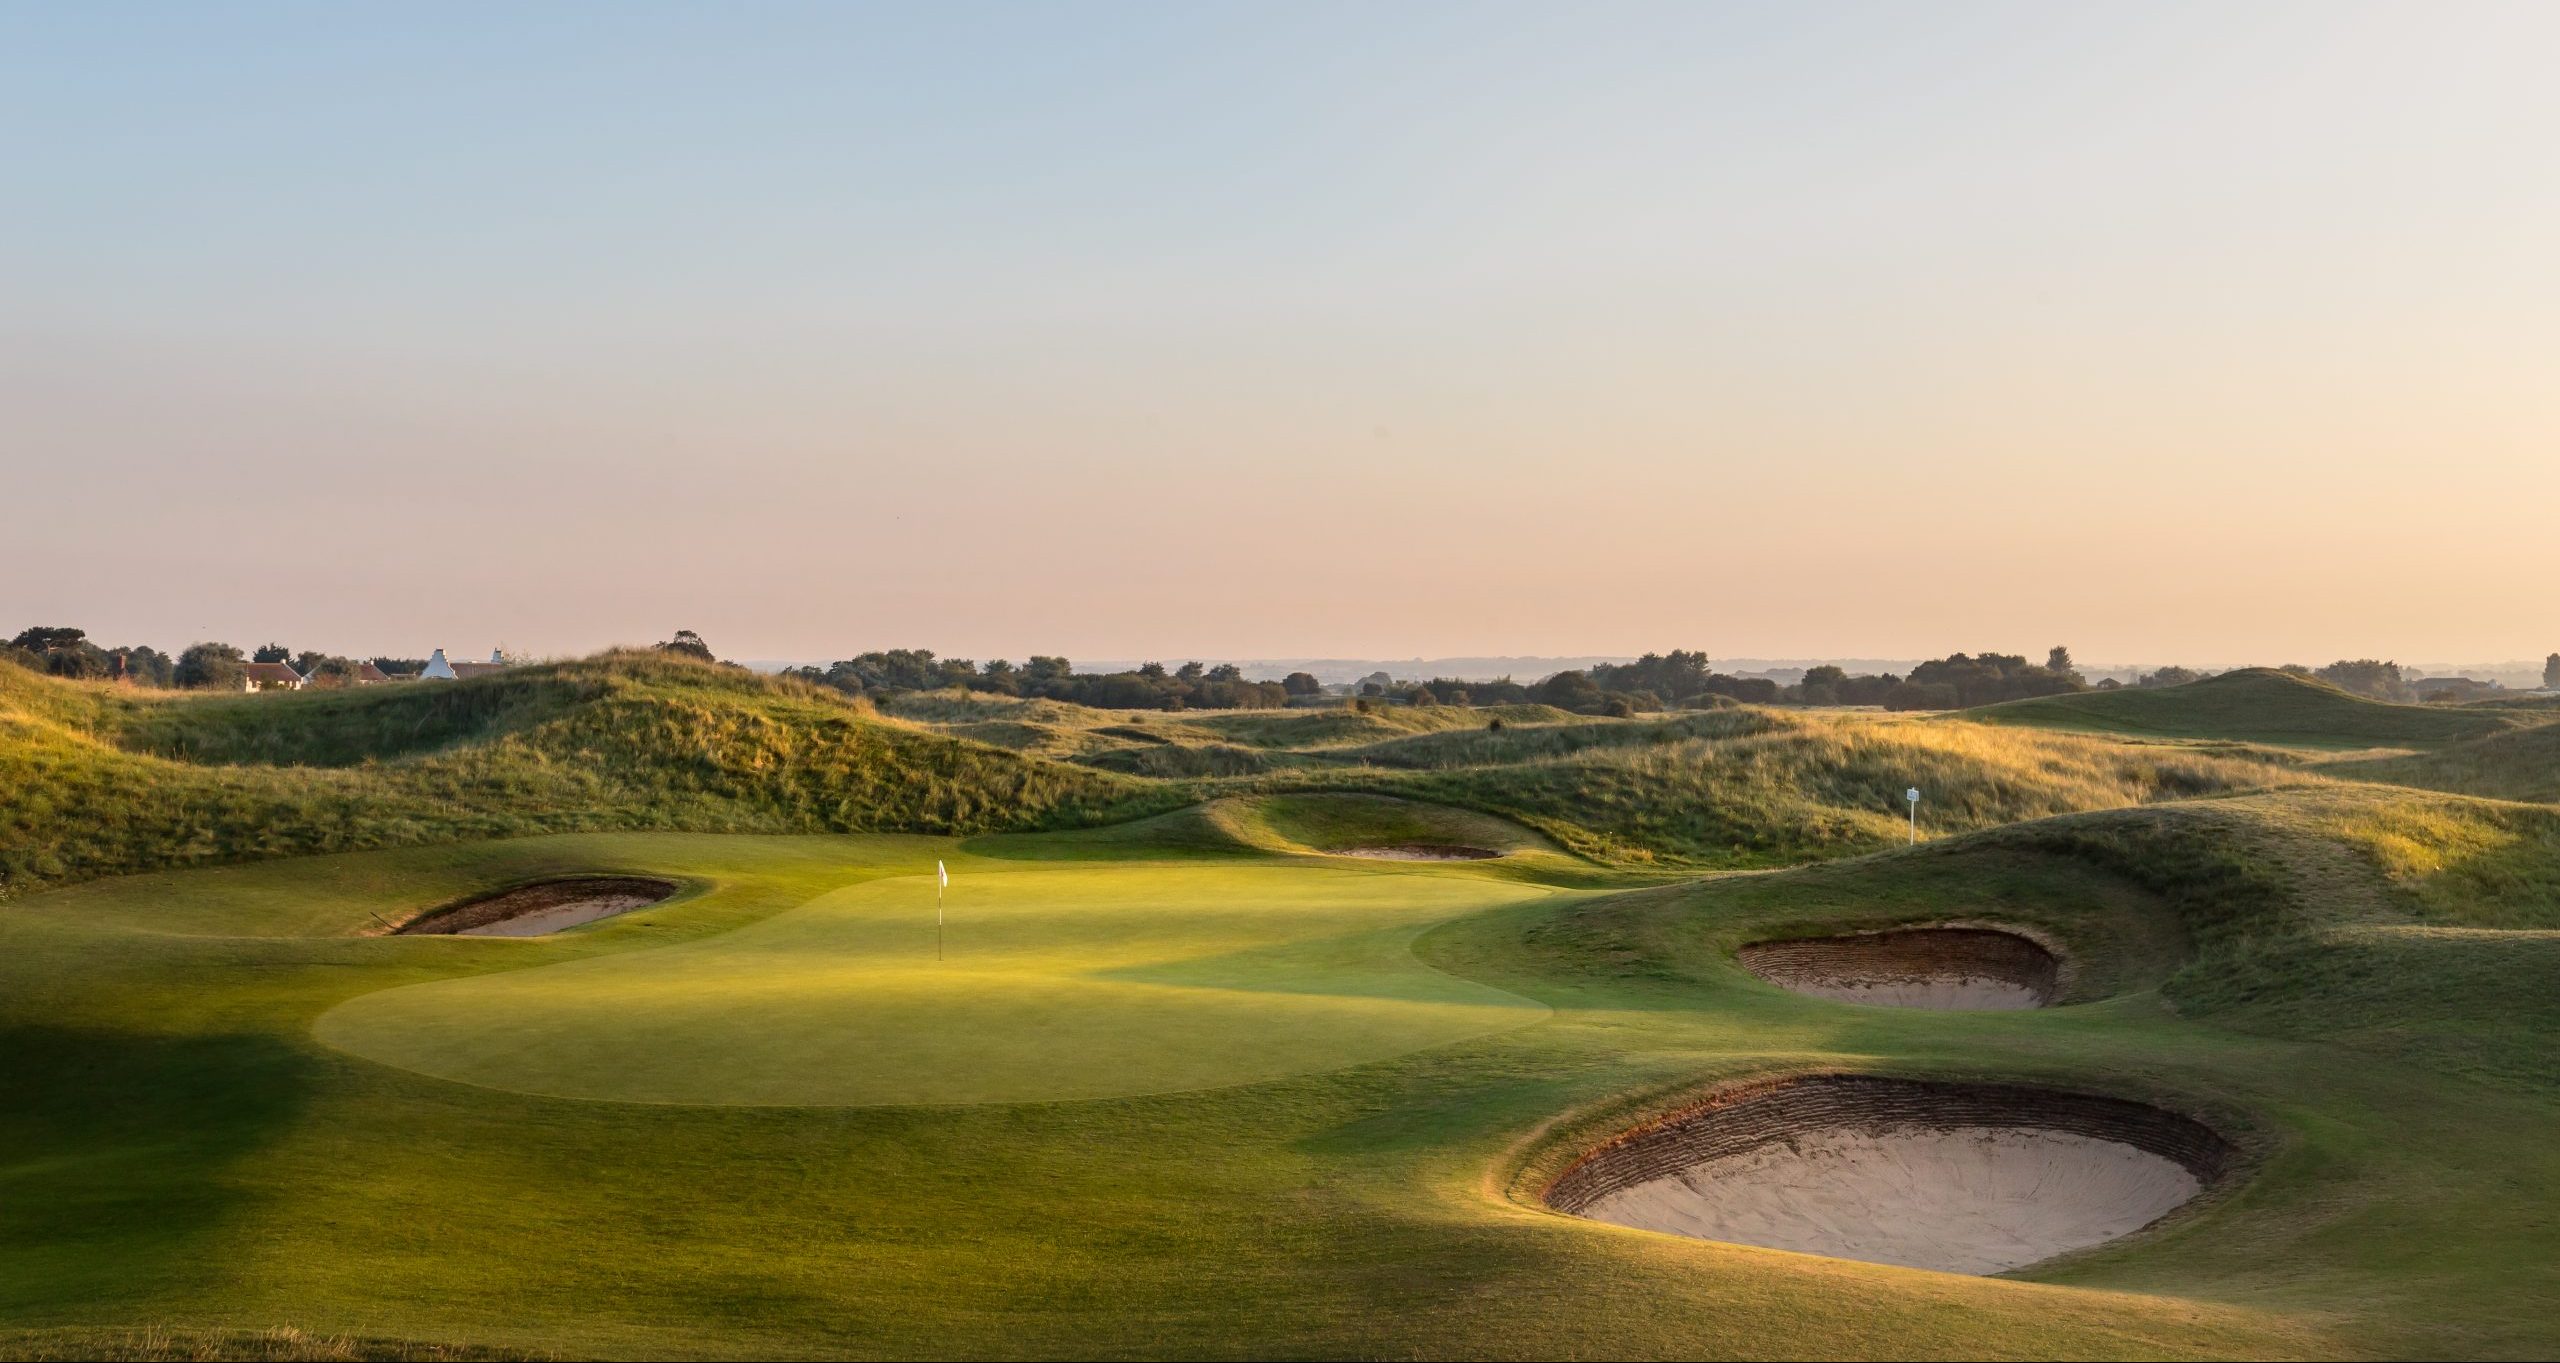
[937,860,949,889]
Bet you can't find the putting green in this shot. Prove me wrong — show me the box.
[315,861,1555,1105]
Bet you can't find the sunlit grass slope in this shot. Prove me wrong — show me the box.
[1965,667,2528,748]
[2327,719,2560,804]
[0,656,1169,894]
[1271,709,2316,866]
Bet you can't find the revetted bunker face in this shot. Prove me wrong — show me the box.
[1739,925,2063,1010]
[395,876,679,937]
[1544,1075,2236,1276]
[1335,844,1503,861]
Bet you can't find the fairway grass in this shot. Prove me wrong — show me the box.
[316,862,1555,1106]
[6,797,2559,1358]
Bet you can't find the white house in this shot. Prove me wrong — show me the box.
[241,661,307,692]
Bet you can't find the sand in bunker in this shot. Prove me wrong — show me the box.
[397,877,677,937]
[1336,844,1502,861]
[1581,1126,2201,1274]
[1740,927,2060,1010]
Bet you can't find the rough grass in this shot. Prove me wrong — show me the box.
[2329,720,2560,804]
[0,656,1173,896]
[1965,668,2525,749]
[0,1325,545,1360]
[1272,710,2318,867]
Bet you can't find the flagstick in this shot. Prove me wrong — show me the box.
[936,880,944,961]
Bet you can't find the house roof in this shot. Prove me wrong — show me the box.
[243,661,304,685]
[448,661,507,679]
[355,661,395,682]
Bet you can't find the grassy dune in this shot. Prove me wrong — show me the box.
[1277,709,2317,866]
[2328,720,2560,804]
[0,656,1168,895]
[9,660,2333,893]
[1966,667,2526,748]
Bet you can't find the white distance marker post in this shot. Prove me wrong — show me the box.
[936,859,949,961]
[1906,787,1920,844]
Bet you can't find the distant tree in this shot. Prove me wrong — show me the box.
[656,629,715,662]
[1903,652,2084,707]
[370,657,427,677]
[1602,696,1635,717]
[1590,650,1713,701]
[10,626,87,654]
[2316,659,2407,701]
[115,645,175,687]
[1282,671,1321,697]
[252,642,292,664]
[1136,661,1168,681]
[1535,670,1604,712]
[1883,680,1961,711]
[1359,681,1384,697]
[1410,685,1440,706]
[1794,663,1849,706]
[1024,656,1073,683]
[2046,646,2081,681]
[174,642,248,690]
[1206,663,1243,683]
[1486,716,1505,733]
[1439,686,1470,707]
[1174,661,1206,683]
[2546,654,2560,690]
[2138,665,2201,689]
[7,626,115,679]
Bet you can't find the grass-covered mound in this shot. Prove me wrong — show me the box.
[1277,709,2315,867]
[1198,792,1561,861]
[1965,667,2523,749]
[0,655,1170,895]
[2328,719,2560,804]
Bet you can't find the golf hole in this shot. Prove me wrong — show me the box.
[1544,1075,2236,1275]
[395,876,680,937]
[1335,844,1503,861]
[1739,925,2062,1009]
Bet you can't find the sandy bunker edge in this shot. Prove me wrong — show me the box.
[1334,843,1504,861]
[392,875,682,937]
[1542,1074,2240,1275]
[1738,922,2070,1009]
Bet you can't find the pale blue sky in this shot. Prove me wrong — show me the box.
[8,3,2558,661]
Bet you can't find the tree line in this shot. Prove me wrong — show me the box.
[779,650,1300,710]
[5,626,426,690]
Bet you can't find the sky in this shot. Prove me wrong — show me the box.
[7,1,2558,666]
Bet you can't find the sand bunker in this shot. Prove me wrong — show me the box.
[396,877,679,937]
[1545,1075,2234,1275]
[1739,925,2062,1009]
[1336,844,1502,861]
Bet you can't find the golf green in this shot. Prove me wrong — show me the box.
[315,862,1556,1105]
